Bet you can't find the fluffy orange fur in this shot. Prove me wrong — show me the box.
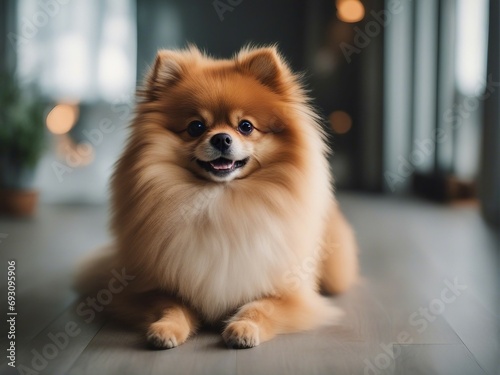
[75,45,358,349]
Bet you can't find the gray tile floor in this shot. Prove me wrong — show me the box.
[0,193,498,375]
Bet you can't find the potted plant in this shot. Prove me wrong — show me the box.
[0,73,47,216]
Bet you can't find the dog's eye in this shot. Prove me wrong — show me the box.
[238,120,253,135]
[187,121,206,137]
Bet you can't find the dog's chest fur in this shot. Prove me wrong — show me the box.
[152,185,304,322]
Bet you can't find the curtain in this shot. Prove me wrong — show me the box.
[383,0,489,201]
[481,0,500,228]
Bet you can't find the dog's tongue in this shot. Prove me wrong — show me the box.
[210,158,235,170]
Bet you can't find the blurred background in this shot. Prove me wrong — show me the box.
[0,1,499,374]
[0,0,498,224]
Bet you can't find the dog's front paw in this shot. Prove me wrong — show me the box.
[146,321,187,350]
[222,320,260,349]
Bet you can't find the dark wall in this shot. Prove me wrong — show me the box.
[136,0,308,79]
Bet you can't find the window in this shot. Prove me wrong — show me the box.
[15,0,136,102]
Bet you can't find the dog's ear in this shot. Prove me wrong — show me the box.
[142,51,183,101]
[143,47,202,101]
[236,46,290,94]
[150,51,183,86]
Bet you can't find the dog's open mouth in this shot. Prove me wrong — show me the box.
[196,157,249,176]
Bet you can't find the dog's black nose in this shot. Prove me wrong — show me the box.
[210,133,232,152]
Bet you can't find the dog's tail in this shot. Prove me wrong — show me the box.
[73,243,120,296]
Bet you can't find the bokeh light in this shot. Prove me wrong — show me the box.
[337,0,365,23]
[46,103,79,135]
[329,110,353,134]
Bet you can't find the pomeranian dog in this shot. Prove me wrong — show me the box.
[75,45,358,349]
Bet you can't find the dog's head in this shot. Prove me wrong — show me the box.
[135,46,317,183]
